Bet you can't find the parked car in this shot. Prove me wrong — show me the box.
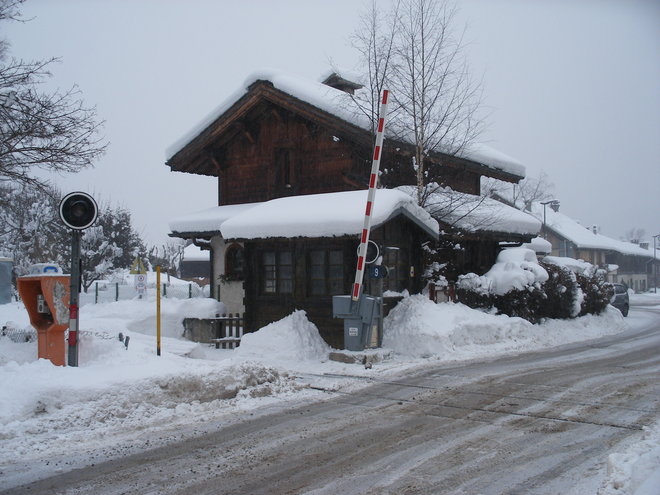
[609,283,629,317]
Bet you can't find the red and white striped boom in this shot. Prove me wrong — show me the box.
[352,89,390,301]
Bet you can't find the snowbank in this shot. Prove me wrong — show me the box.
[599,422,660,495]
[383,294,626,359]
[236,310,331,362]
[0,293,649,490]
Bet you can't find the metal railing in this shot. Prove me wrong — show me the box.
[79,282,211,306]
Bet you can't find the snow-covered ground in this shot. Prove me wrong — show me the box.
[1,293,659,492]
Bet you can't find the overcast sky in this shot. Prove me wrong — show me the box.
[4,0,659,246]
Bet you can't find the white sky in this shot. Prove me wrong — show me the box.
[4,0,659,246]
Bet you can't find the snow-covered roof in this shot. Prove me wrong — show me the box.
[166,69,525,178]
[169,203,260,235]
[182,244,209,262]
[529,204,653,257]
[169,189,439,240]
[397,185,541,236]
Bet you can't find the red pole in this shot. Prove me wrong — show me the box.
[352,90,390,301]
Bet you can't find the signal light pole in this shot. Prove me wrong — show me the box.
[59,192,98,366]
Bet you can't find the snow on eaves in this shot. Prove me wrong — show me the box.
[528,204,653,257]
[397,185,541,236]
[165,69,525,178]
[170,189,439,241]
[169,203,261,234]
[457,143,525,179]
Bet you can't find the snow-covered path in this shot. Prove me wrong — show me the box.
[2,306,658,494]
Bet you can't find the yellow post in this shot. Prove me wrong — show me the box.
[156,265,161,356]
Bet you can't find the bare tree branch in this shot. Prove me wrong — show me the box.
[0,2,107,189]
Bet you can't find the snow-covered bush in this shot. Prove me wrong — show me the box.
[543,256,610,317]
[576,272,612,316]
[455,248,609,322]
[456,273,492,309]
[538,261,581,319]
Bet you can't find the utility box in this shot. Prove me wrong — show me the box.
[17,273,70,366]
[0,257,12,304]
[332,294,382,351]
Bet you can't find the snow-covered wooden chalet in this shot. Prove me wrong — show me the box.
[166,70,539,347]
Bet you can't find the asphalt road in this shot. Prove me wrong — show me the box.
[4,307,659,495]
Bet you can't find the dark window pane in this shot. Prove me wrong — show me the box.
[311,265,324,278]
[279,251,292,265]
[329,250,343,265]
[310,250,324,264]
[263,251,275,265]
[280,265,292,279]
[262,251,276,293]
[329,279,343,295]
[310,280,325,295]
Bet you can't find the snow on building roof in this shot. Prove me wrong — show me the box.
[170,189,439,240]
[182,243,209,262]
[528,203,653,258]
[397,185,541,236]
[458,143,525,178]
[166,69,525,178]
[169,203,261,234]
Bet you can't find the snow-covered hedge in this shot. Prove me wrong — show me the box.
[456,248,611,322]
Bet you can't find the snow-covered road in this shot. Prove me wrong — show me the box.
[3,306,658,494]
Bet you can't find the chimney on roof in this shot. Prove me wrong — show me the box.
[321,72,363,95]
[591,225,599,234]
[640,241,650,250]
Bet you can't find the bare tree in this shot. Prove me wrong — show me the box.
[624,227,646,245]
[0,0,106,189]
[388,0,484,205]
[348,0,484,206]
[348,0,400,135]
[484,172,556,211]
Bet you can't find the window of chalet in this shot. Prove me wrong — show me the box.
[262,250,293,294]
[224,243,244,281]
[383,247,409,293]
[309,249,344,295]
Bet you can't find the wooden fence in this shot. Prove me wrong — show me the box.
[211,313,244,349]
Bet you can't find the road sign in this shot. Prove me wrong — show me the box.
[135,273,147,296]
[368,265,388,279]
[130,257,147,275]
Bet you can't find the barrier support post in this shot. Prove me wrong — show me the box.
[156,266,161,356]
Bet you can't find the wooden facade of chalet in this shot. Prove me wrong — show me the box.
[167,80,520,205]
[167,77,526,347]
[240,217,430,349]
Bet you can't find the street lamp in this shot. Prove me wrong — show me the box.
[653,234,660,294]
[540,199,560,239]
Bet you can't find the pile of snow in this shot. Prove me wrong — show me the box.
[0,292,651,490]
[522,236,552,255]
[383,294,625,359]
[236,310,331,362]
[474,247,548,295]
[544,255,599,277]
[599,422,660,495]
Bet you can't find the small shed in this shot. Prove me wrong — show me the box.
[179,244,211,285]
[171,189,438,348]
